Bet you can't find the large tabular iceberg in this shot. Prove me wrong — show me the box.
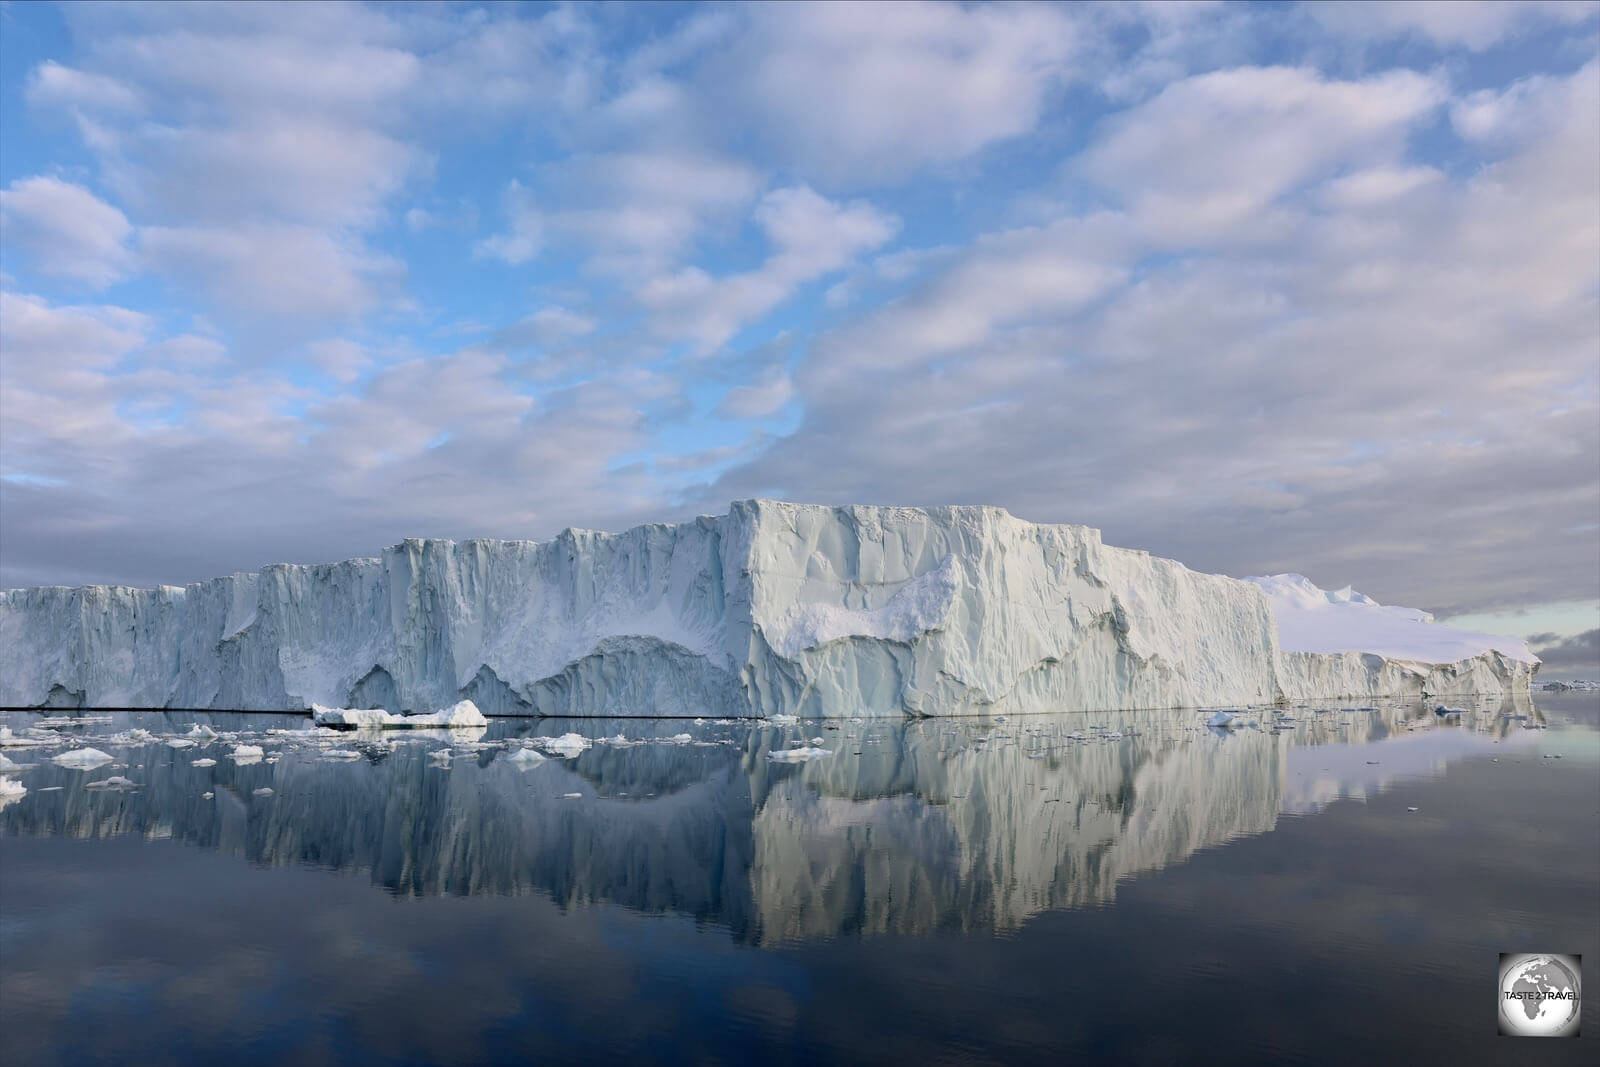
[0,501,1536,715]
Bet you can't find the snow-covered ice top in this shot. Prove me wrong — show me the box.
[1246,574,1537,665]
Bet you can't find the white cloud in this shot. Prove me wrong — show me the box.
[1304,0,1595,52]
[544,151,764,278]
[639,185,898,351]
[713,1,1079,181]
[719,365,794,420]
[141,224,402,326]
[0,177,135,287]
[474,180,543,266]
[1080,66,1445,243]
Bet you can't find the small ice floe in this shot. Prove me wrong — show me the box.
[252,787,274,797]
[108,729,157,744]
[1407,807,1419,813]
[192,758,217,768]
[505,747,547,767]
[230,744,264,765]
[202,791,214,799]
[166,738,196,749]
[768,746,831,762]
[0,752,18,773]
[809,736,825,746]
[1065,731,1088,741]
[85,776,139,792]
[605,733,634,747]
[668,733,693,744]
[0,778,27,807]
[768,714,799,725]
[323,749,362,760]
[540,733,592,758]
[560,792,583,799]
[428,748,453,766]
[1207,711,1244,729]
[31,716,108,729]
[186,724,220,739]
[1028,753,1046,760]
[53,747,114,770]
[1104,731,1124,740]
[0,727,48,748]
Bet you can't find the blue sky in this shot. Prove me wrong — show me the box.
[1,1,1596,674]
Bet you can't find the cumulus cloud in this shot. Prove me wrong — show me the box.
[0,177,135,287]
[709,1,1079,181]
[639,185,899,351]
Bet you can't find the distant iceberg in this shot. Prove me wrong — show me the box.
[0,501,1536,717]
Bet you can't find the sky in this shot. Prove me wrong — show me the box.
[0,1,1596,676]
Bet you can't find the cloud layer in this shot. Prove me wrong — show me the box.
[0,2,1595,628]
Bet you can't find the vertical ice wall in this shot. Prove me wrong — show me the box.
[0,501,1535,714]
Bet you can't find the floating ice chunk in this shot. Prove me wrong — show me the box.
[397,699,488,728]
[768,714,799,725]
[166,738,196,749]
[0,727,47,748]
[202,791,214,799]
[542,733,591,758]
[809,736,824,745]
[323,749,362,760]
[186,724,220,739]
[311,705,393,728]
[109,728,157,744]
[560,792,582,799]
[312,700,488,729]
[768,746,831,762]
[1105,731,1124,740]
[0,752,17,772]
[506,747,547,766]
[192,758,217,768]
[85,776,138,792]
[668,733,693,744]
[231,744,264,764]
[1207,711,1244,729]
[53,747,114,769]
[253,787,274,797]
[0,777,27,803]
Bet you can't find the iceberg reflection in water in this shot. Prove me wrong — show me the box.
[0,694,1545,943]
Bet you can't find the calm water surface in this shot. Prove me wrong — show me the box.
[2,694,1596,1065]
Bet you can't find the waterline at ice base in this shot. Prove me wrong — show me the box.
[0,501,1536,717]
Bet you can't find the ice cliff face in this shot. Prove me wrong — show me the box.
[0,500,1536,714]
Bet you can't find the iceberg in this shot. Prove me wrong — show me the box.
[0,501,1537,717]
[53,747,114,769]
[311,699,488,729]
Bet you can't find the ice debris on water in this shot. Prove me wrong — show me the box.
[231,744,264,762]
[0,778,27,805]
[768,746,832,762]
[541,733,591,758]
[191,758,217,768]
[166,738,195,749]
[85,776,138,792]
[53,747,114,770]
[506,747,547,766]
[560,792,582,799]
[323,750,362,760]
[0,727,47,748]
[768,714,799,725]
[186,724,220,739]
[253,787,274,797]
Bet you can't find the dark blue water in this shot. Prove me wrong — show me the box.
[2,695,1595,1065]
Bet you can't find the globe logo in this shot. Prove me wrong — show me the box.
[1499,953,1582,1037]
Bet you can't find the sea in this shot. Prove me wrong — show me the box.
[1,692,1595,1065]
